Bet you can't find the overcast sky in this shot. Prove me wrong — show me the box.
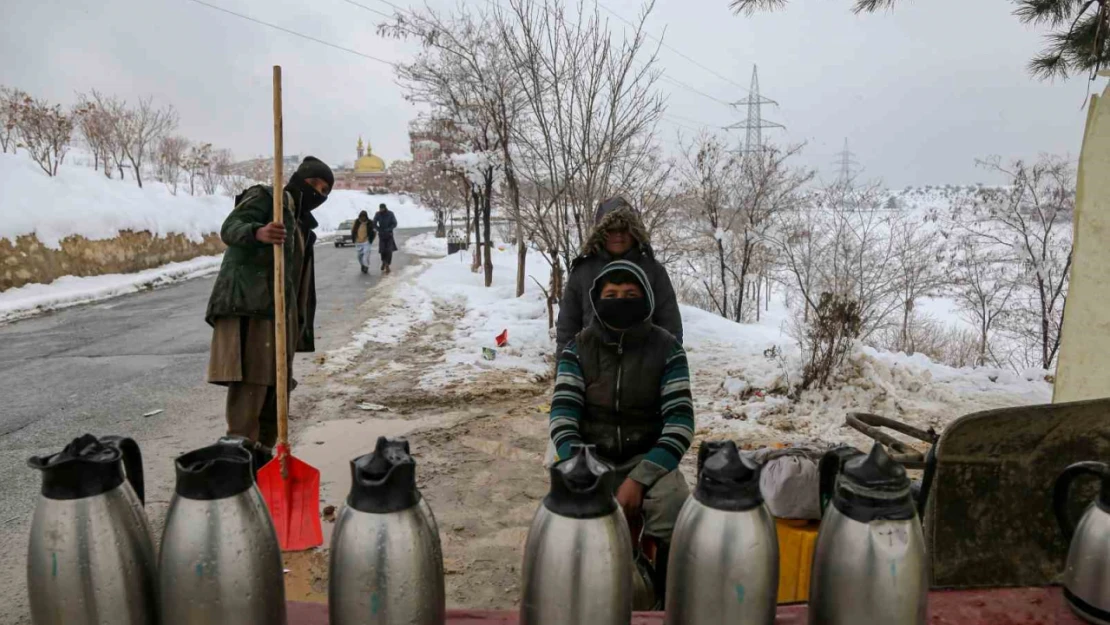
[2,0,1104,187]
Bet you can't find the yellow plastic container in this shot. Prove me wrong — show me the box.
[775,518,820,604]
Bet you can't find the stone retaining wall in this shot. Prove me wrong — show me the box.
[0,231,225,291]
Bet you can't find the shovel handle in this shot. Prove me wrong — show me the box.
[272,65,289,477]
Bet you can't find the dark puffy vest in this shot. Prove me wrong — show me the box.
[574,322,677,463]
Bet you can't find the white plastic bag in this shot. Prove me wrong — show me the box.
[757,449,821,520]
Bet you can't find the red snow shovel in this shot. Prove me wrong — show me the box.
[257,66,323,552]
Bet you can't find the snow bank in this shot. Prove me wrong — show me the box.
[0,255,223,323]
[403,232,448,258]
[416,246,552,387]
[313,192,436,233]
[0,153,228,248]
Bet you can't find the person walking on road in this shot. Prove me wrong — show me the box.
[205,156,333,449]
[352,210,375,274]
[374,202,398,274]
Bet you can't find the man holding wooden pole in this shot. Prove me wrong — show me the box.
[204,155,332,450]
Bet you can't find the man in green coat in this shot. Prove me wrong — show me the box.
[205,157,333,448]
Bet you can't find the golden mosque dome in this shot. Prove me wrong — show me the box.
[354,136,386,173]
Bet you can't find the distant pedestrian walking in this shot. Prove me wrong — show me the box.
[352,210,375,274]
[374,203,398,274]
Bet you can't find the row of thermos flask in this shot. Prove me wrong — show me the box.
[521,441,927,625]
[27,434,444,625]
[28,432,928,625]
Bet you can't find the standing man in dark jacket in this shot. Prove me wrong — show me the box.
[351,210,375,274]
[205,156,332,448]
[374,203,398,274]
[556,197,682,358]
[550,259,694,603]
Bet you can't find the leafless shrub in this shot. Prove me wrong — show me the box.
[156,135,189,195]
[0,86,24,154]
[799,292,862,390]
[11,93,74,176]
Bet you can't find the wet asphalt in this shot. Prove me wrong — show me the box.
[0,228,432,623]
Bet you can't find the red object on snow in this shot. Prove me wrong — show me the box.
[496,329,509,347]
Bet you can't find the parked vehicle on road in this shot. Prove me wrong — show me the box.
[334,220,356,247]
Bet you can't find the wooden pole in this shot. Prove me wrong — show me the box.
[272,65,289,477]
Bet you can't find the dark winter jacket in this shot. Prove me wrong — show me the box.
[549,260,695,488]
[205,184,318,352]
[351,218,375,244]
[555,206,683,356]
[374,209,398,253]
[374,209,397,236]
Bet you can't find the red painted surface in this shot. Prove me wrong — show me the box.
[288,586,1082,624]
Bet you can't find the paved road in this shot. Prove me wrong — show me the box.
[0,229,431,623]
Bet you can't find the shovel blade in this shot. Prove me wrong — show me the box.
[257,447,323,551]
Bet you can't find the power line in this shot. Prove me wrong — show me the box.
[666,111,735,129]
[660,116,711,134]
[185,0,396,67]
[593,0,751,96]
[360,0,741,110]
[338,0,393,20]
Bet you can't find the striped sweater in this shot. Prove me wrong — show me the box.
[550,339,695,480]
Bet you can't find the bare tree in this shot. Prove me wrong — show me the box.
[184,142,213,196]
[117,97,178,188]
[0,87,24,154]
[950,239,1018,367]
[954,156,1074,370]
[383,5,517,288]
[204,148,252,197]
[732,144,812,321]
[11,93,74,177]
[86,91,130,180]
[890,216,946,354]
[499,0,667,292]
[199,146,225,196]
[156,135,189,195]
[73,95,116,177]
[768,182,928,385]
[676,132,741,318]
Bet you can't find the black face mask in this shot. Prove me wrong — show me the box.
[595,297,650,331]
[286,175,328,212]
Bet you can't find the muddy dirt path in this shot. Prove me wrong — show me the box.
[281,265,553,609]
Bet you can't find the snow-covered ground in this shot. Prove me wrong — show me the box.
[325,243,1053,449]
[402,232,449,257]
[0,255,223,323]
[0,153,229,248]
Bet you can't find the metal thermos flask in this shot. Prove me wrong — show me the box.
[520,443,632,625]
[328,436,445,625]
[27,434,157,625]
